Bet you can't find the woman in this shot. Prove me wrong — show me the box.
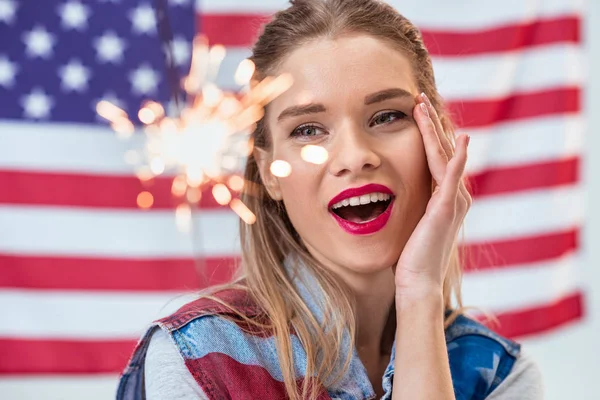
[118,0,543,399]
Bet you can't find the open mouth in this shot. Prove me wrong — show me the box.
[330,193,393,223]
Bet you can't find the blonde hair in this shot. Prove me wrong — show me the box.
[203,1,468,399]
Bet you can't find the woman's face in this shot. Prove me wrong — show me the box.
[258,34,431,277]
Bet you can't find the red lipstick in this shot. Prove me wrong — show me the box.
[328,184,394,236]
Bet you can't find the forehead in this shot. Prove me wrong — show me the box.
[273,34,418,106]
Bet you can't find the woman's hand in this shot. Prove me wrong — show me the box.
[394,93,471,301]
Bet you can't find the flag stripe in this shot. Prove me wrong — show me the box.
[463,228,579,272]
[0,290,583,374]
[487,291,585,338]
[1,115,583,176]
[0,254,235,291]
[1,226,577,291]
[199,0,583,30]
[468,157,579,198]
[0,338,136,374]
[198,14,579,54]
[214,44,583,99]
[421,16,579,56]
[0,253,580,339]
[0,159,576,210]
[447,87,580,129]
[0,187,581,257]
[0,170,227,210]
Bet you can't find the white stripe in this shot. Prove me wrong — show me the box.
[0,121,138,175]
[0,375,119,400]
[0,206,240,257]
[465,114,583,174]
[0,185,581,257]
[199,0,583,30]
[0,290,198,338]
[433,44,583,100]
[0,116,581,177]
[462,252,581,313]
[465,185,582,242]
[0,253,580,338]
[213,44,582,100]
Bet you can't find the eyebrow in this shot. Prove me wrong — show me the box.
[277,88,414,122]
[364,88,414,105]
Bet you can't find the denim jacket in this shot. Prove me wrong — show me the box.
[117,265,520,399]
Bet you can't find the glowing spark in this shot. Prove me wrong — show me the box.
[212,183,232,205]
[111,117,135,139]
[137,191,154,209]
[186,187,202,204]
[301,145,329,164]
[227,175,244,192]
[138,107,157,125]
[270,160,292,177]
[235,59,255,86]
[171,175,187,197]
[97,33,294,232]
[230,198,256,224]
[96,100,127,122]
[150,158,165,175]
[176,203,192,233]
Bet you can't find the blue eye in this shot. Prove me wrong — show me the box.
[370,111,407,127]
[290,124,324,138]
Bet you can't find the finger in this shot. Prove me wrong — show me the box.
[421,93,454,159]
[440,134,469,206]
[414,100,448,185]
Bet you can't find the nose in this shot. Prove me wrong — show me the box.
[328,124,381,177]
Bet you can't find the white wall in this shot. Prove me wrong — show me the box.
[519,1,600,398]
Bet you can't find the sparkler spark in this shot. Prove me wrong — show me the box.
[96,34,294,229]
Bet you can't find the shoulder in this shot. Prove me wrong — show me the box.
[485,349,544,399]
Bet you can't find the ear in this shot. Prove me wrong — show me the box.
[254,147,283,201]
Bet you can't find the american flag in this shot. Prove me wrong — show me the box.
[0,0,584,398]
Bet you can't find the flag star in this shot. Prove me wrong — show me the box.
[0,55,18,88]
[129,4,156,35]
[0,0,17,24]
[129,64,160,95]
[171,37,191,66]
[169,0,190,6]
[94,31,126,64]
[477,353,500,388]
[59,59,91,92]
[58,1,90,30]
[21,88,54,119]
[23,26,56,58]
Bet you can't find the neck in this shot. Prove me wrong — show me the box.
[347,268,396,353]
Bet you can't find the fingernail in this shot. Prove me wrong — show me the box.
[419,102,429,118]
[421,92,432,108]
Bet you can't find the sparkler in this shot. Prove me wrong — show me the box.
[96,7,329,232]
[96,34,294,230]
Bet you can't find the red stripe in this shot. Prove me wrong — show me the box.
[0,254,237,291]
[0,169,229,209]
[462,228,579,271]
[0,293,583,374]
[485,291,585,339]
[198,14,580,55]
[0,338,136,374]
[447,87,580,129]
[186,352,330,399]
[422,16,580,56]
[0,153,579,209]
[469,157,579,198]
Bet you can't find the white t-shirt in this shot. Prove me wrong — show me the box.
[144,329,544,399]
